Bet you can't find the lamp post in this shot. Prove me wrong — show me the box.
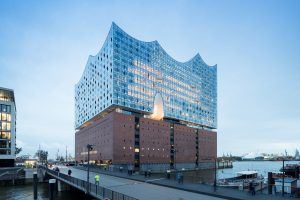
[214,157,217,192]
[282,159,285,197]
[86,144,93,194]
[174,148,177,170]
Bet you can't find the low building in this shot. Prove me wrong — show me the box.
[0,87,16,167]
[274,178,297,194]
[15,156,38,168]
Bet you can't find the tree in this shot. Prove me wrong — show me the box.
[15,147,22,155]
[56,156,65,162]
[35,150,48,164]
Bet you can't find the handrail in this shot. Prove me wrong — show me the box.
[0,171,8,178]
[0,167,24,180]
[39,165,138,200]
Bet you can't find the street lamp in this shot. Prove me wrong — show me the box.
[86,144,93,194]
[282,159,285,197]
[214,157,217,192]
[172,148,177,170]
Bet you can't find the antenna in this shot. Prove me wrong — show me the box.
[38,144,41,162]
[66,146,68,163]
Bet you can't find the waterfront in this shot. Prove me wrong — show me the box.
[218,161,300,179]
[0,161,299,200]
[0,183,87,200]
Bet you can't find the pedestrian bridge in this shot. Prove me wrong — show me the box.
[39,165,137,200]
[39,165,224,200]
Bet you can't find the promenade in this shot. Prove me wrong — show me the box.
[59,166,291,200]
[56,166,222,200]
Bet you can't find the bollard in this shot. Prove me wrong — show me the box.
[49,179,56,200]
[296,166,300,179]
[268,172,273,195]
[166,170,171,179]
[33,172,38,199]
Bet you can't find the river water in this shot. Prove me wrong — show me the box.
[0,183,88,200]
[165,161,300,184]
[218,160,300,179]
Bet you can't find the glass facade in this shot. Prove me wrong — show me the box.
[75,23,217,129]
[0,86,15,158]
[0,104,12,154]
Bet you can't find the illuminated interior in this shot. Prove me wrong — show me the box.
[151,93,164,120]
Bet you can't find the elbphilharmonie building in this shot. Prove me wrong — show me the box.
[75,23,217,171]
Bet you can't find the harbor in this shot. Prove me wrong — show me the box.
[2,161,300,199]
[1,0,300,199]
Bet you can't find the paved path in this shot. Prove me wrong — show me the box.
[57,166,222,200]
[69,166,292,200]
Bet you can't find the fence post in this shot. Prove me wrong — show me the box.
[33,172,38,199]
[49,179,56,200]
[282,160,285,197]
[268,172,273,194]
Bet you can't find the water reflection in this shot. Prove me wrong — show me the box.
[148,169,215,184]
[0,183,88,200]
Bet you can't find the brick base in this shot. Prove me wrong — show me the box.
[75,111,217,171]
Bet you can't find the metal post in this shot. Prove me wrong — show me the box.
[214,158,217,192]
[87,146,90,193]
[49,179,56,200]
[33,172,38,199]
[282,160,285,196]
[65,146,68,163]
[174,149,176,171]
[268,172,273,194]
[86,144,93,194]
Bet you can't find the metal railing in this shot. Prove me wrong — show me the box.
[0,167,25,181]
[40,166,138,200]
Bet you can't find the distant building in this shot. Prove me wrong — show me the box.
[274,178,297,194]
[242,152,266,161]
[295,149,300,160]
[75,23,217,171]
[0,87,16,167]
[15,156,37,168]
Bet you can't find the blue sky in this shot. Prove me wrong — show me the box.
[0,0,299,158]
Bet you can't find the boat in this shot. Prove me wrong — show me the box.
[218,171,264,189]
[280,164,300,178]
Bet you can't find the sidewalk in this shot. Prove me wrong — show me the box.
[74,166,292,200]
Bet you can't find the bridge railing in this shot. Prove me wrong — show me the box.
[40,165,138,200]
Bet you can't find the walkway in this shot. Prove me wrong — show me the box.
[57,166,222,200]
[69,166,292,200]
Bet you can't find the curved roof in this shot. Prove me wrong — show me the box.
[76,22,217,87]
[111,22,216,68]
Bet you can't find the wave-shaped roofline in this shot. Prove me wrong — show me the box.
[112,22,216,68]
[76,23,217,86]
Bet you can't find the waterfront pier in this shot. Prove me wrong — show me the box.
[39,165,223,200]
[37,164,293,200]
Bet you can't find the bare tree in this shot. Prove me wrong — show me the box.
[35,150,48,164]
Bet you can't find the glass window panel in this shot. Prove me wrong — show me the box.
[2,122,6,131]
[1,113,6,121]
[7,114,11,122]
[6,123,10,131]
[7,105,11,113]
